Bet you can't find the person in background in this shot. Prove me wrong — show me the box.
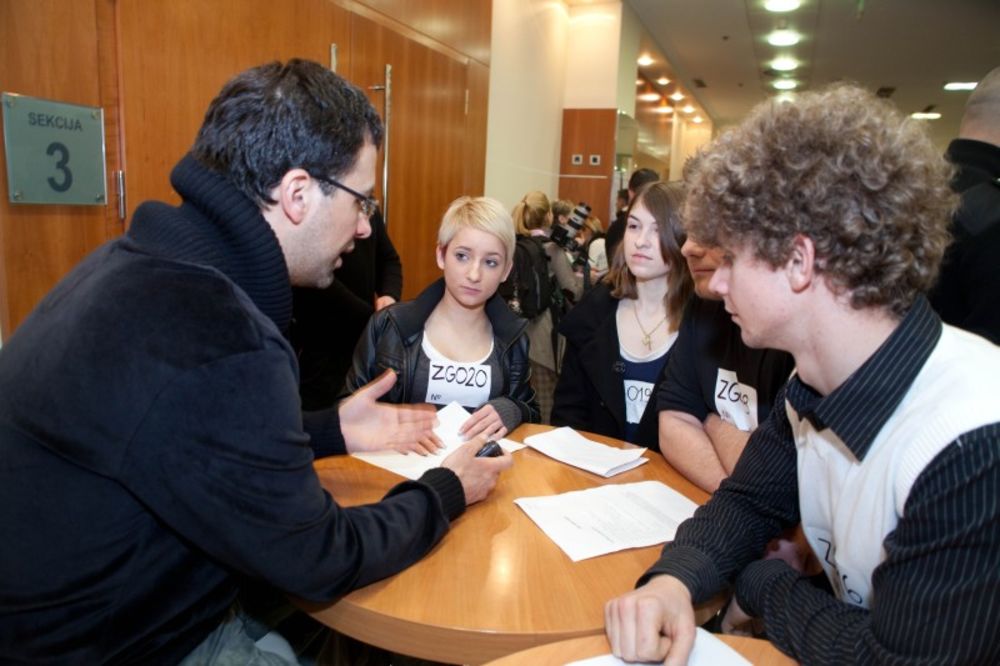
[605,84,1000,665]
[584,215,609,277]
[656,229,795,492]
[345,196,539,449]
[605,168,659,261]
[293,208,403,410]
[552,182,692,449]
[929,65,1000,344]
[0,59,512,665]
[499,190,580,423]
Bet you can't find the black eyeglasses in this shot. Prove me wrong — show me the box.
[314,174,379,219]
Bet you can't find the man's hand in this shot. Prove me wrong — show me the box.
[720,596,753,636]
[339,369,443,455]
[440,438,513,505]
[374,295,396,311]
[459,404,507,441]
[605,575,696,666]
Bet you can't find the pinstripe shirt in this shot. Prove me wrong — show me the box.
[641,297,1000,664]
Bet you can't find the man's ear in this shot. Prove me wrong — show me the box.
[787,234,816,293]
[271,168,313,225]
[435,244,447,270]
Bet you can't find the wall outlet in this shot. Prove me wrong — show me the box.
[571,154,583,165]
[589,154,601,166]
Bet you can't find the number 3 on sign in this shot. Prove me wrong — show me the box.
[46,142,72,192]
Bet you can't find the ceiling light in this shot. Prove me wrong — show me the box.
[771,56,799,72]
[767,29,801,46]
[911,112,942,120]
[652,101,674,114]
[635,78,644,86]
[637,84,661,102]
[692,116,704,123]
[764,0,801,11]
[681,105,695,113]
[669,91,685,101]
[773,79,798,90]
[943,81,978,91]
[637,55,654,67]
[656,77,671,86]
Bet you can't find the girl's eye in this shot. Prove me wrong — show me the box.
[486,259,499,268]
[454,251,468,261]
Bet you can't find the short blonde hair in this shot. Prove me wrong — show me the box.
[438,196,515,263]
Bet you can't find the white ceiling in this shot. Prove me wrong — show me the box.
[624,0,1000,150]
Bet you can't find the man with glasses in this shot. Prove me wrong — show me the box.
[0,59,511,664]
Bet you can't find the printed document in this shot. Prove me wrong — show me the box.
[523,427,647,477]
[565,628,751,665]
[514,480,698,561]
[352,401,523,480]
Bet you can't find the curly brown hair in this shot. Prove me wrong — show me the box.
[683,84,958,316]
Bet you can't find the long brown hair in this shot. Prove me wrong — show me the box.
[607,181,693,331]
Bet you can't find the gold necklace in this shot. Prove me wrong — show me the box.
[632,301,668,350]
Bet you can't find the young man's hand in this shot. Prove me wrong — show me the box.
[605,575,696,666]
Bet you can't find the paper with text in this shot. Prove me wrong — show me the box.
[514,480,698,561]
[352,401,523,479]
[565,628,752,665]
[523,427,648,477]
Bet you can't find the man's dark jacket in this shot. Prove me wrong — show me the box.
[0,155,464,664]
[930,138,1000,344]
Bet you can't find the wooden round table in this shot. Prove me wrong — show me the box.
[303,424,713,665]
[483,633,797,665]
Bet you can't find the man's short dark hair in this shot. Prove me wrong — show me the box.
[628,168,659,193]
[193,59,384,206]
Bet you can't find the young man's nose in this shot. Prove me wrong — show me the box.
[355,212,372,239]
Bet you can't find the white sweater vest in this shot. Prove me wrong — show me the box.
[791,325,1000,608]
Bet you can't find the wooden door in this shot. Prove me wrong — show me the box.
[349,13,471,299]
[117,0,352,218]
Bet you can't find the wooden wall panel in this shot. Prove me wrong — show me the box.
[0,0,115,335]
[558,108,617,226]
[117,0,353,219]
[351,13,472,299]
[464,60,490,195]
[347,0,491,66]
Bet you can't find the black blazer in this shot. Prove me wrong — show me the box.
[551,283,663,450]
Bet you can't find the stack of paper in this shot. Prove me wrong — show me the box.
[522,427,647,477]
[514,480,699,561]
[351,401,523,480]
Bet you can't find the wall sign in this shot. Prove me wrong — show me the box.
[2,92,107,206]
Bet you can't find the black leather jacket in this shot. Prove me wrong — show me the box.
[344,279,540,429]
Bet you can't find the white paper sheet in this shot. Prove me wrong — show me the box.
[514,480,698,561]
[522,427,648,477]
[565,628,752,666]
[351,401,523,480]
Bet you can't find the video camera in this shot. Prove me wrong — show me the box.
[549,201,592,256]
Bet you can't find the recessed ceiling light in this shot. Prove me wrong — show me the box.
[681,105,695,113]
[773,79,798,90]
[669,92,685,101]
[637,91,661,102]
[943,82,978,91]
[764,0,801,11]
[635,79,644,86]
[637,55,654,67]
[911,112,942,120]
[652,103,674,114]
[767,29,801,46]
[656,77,671,86]
[692,116,704,123]
[771,56,799,71]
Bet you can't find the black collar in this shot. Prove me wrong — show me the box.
[784,296,942,460]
